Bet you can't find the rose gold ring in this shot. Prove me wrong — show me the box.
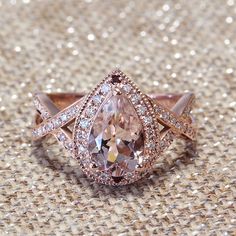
[32,69,196,185]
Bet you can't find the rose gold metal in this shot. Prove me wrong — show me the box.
[32,69,196,185]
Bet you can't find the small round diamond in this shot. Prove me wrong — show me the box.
[122,84,132,93]
[37,127,43,136]
[86,106,96,117]
[161,112,170,121]
[101,84,111,94]
[146,141,156,149]
[92,95,102,104]
[45,122,53,131]
[79,119,90,129]
[155,106,162,113]
[137,105,147,115]
[76,131,87,140]
[71,106,78,115]
[58,133,66,142]
[88,94,144,181]
[143,116,152,124]
[53,118,62,128]
[60,114,68,122]
[131,94,141,104]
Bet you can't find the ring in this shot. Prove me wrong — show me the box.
[32,69,196,186]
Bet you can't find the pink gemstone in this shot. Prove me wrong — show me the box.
[88,94,144,182]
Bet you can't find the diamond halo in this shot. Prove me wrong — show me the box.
[73,70,160,185]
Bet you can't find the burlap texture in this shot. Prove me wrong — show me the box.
[0,0,235,235]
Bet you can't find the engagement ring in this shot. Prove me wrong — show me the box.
[32,69,196,185]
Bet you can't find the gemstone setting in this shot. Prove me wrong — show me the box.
[74,70,160,185]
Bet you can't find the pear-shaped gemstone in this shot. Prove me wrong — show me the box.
[88,94,144,179]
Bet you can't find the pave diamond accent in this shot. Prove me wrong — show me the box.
[101,84,111,94]
[92,95,102,104]
[137,105,147,115]
[131,94,141,104]
[33,96,75,155]
[86,106,96,117]
[58,133,66,142]
[32,99,81,140]
[122,84,132,93]
[79,119,90,129]
[154,103,196,140]
[143,116,152,125]
[60,114,68,122]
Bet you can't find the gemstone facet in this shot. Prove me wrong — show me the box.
[88,94,144,180]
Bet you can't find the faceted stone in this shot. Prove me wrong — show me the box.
[60,114,68,122]
[92,95,102,104]
[88,94,144,181]
[101,84,111,94]
[53,118,62,127]
[122,84,132,93]
[58,133,66,142]
[45,122,53,131]
[131,94,141,104]
[86,106,96,117]
[143,116,152,125]
[76,131,87,141]
[137,105,147,115]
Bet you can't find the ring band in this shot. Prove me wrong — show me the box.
[32,69,196,185]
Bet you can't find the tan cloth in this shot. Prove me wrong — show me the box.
[0,0,235,235]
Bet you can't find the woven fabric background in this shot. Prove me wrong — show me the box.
[0,0,236,235]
